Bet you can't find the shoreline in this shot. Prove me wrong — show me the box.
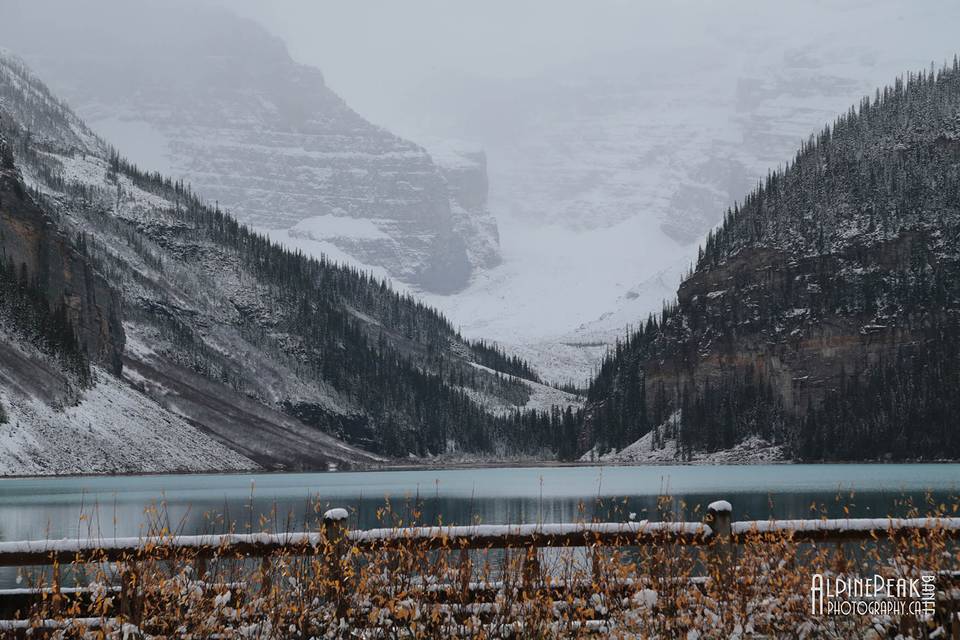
[2,457,959,481]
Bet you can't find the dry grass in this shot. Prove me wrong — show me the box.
[9,495,960,639]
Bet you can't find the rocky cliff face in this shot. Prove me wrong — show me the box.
[0,133,124,374]
[435,149,501,270]
[0,0,500,293]
[582,63,960,461]
[643,233,933,416]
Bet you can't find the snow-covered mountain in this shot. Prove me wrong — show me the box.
[0,52,573,475]
[0,0,499,294]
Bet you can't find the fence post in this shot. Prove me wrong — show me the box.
[119,565,140,626]
[51,561,62,617]
[259,556,272,598]
[706,500,734,578]
[522,546,541,591]
[323,508,349,616]
[459,547,472,600]
[706,500,733,540]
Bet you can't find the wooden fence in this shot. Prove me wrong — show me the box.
[1,502,959,635]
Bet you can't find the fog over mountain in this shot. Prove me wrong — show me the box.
[228,0,960,382]
[4,0,959,384]
[0,0,501,295]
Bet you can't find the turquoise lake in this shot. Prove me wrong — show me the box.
[2,464,958,542]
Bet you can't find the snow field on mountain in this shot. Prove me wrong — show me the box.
[0,366,258,477]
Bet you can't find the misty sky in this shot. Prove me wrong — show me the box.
[227,0,959,135]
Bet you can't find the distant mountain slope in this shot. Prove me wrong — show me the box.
[0,0,500,294]
[0,53,568,473]
[582,61,960,462]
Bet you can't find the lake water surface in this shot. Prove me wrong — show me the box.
[2,464,958,544]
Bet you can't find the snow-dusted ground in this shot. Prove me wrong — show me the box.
[461,362,583,417]
[0,368,258,477]
[580,422,787,466]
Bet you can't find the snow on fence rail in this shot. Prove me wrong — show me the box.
[0,503,958,568]
[0,522,709,567]
[731,516,960,541]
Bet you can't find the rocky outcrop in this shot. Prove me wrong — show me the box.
[0,136,124,374]
[646,232,933,413]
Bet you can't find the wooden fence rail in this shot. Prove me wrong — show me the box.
[1,503,959,568]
